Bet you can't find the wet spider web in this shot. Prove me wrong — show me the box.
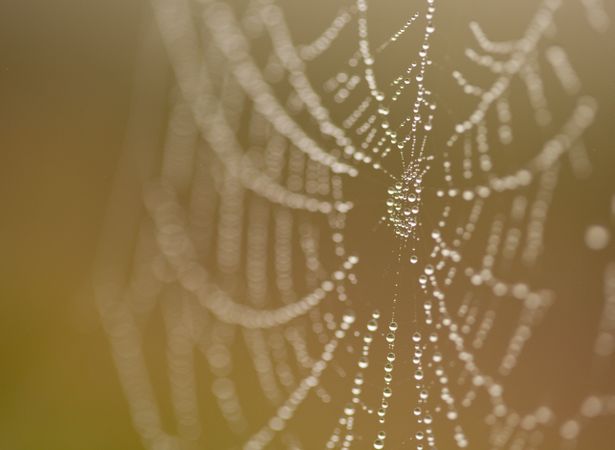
[94,0,615,449]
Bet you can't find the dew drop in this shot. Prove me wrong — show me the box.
[585,224,610,250]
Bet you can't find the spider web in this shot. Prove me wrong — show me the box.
[93,0,615,449]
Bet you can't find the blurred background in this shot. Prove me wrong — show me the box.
[1,0,145,448]
[2,0,615,449]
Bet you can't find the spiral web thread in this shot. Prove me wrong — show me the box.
[94,0,615,449]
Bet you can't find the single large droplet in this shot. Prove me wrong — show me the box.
[585,224,610,250]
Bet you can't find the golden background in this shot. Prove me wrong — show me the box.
[2,0,615,448]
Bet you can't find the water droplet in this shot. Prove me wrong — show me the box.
[343,311,356,324]
[585,224,610,250]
